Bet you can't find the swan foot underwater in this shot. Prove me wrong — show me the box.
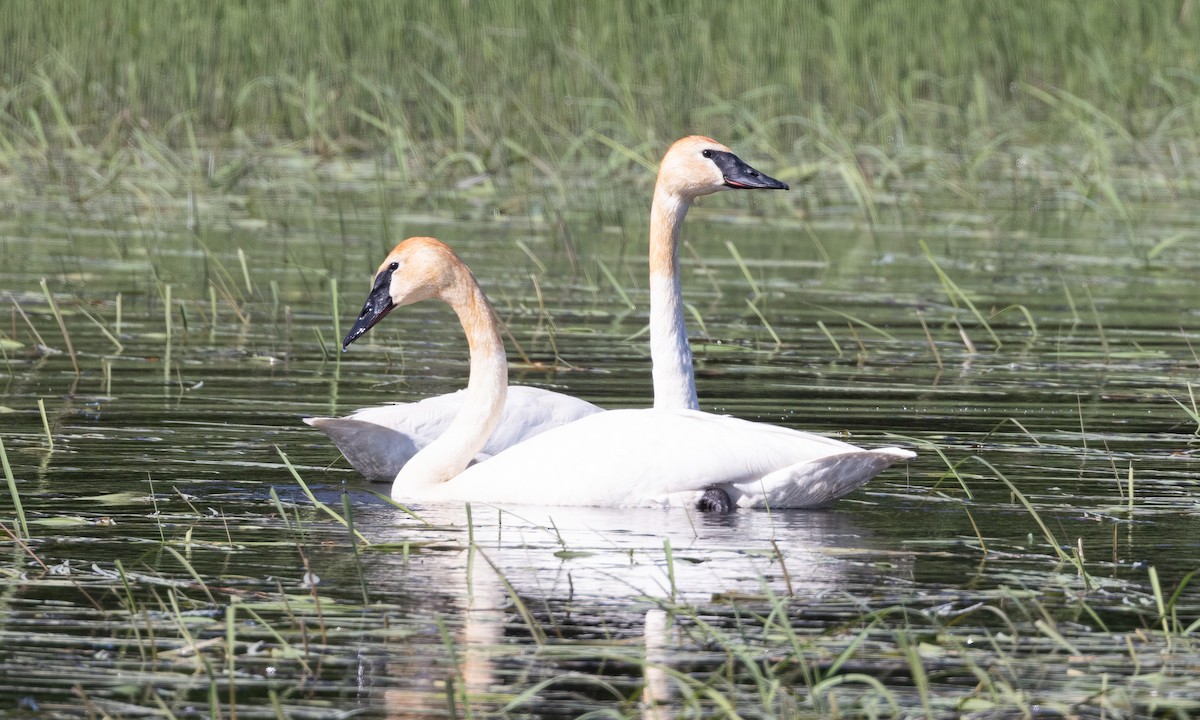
[310,236,914,510]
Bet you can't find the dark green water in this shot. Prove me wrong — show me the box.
[2,150,1199,717]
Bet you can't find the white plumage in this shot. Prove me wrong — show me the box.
[333,236,914,509]
[307,135,792,479]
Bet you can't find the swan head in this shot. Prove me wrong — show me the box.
[657,135,789,199]
[342,237,465,349]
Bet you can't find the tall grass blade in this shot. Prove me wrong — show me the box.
[919,240,1001,349]
[39,278,79,375]
[37,398,54,450]
[276,446,371,545]
[1,436,28,538]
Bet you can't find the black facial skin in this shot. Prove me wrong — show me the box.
[704,149,789,190]
[342,264,397,350]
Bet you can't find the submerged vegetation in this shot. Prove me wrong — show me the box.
[2,1,1200,717]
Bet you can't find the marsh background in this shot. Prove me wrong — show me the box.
[2,1,1200,718]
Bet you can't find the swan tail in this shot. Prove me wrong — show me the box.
[305,417,426,482]
[730,447,915,509]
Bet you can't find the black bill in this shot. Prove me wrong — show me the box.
[342,267,395,349]
[710,151,789,190]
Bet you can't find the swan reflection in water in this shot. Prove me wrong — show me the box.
[302,500,912,717]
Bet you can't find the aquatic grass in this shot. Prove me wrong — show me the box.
[663,538,677,603]
[595,259,636,311]
[11,300,48,350]
[436,616,472,720]
[36,398,53,450]
[744,299,782,349]
[816,320,843,357]
[972,455,1084,575]
[313,327,331,363]
[919,239,1001,350]
[1082,282,1111,360]
[724,240,762,301]
[1,436,28,539]
[113,560,151,663]
[801,301,899,344]
[161,283,172,385]
[277,446,371,545]
[472,544,547,646]
[916,310,943,370]
[1170,382,1200,435]
[341,492,370,605]
[39,277,79,374]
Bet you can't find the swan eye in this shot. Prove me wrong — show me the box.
[388,262,399,271]
[701,149,713,159]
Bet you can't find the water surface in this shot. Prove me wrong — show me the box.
[2,149,1199,717]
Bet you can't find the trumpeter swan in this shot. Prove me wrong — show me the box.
[306,136,789,480]
[347,236,914,509]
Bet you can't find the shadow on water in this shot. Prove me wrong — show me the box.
[2,148,1200,716]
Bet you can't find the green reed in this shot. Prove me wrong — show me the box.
[1,436,28,538]
[3,1,1199,162]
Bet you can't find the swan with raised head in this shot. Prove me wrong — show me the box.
[307,136,789,480]
[347,236,914,509]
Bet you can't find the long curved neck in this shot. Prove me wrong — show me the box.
[648,183,699,410]
[393,271,507,491]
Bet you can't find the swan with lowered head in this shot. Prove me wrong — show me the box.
[345,236,914,509]
[306,136,789,480]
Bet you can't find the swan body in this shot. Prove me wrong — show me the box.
[346,236,913,510]
[304,387,602,482]
[410,407,913,509]
[308,135,789,478]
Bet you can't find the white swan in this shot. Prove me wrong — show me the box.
[349,236,914,509]
[307,136,790,480]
